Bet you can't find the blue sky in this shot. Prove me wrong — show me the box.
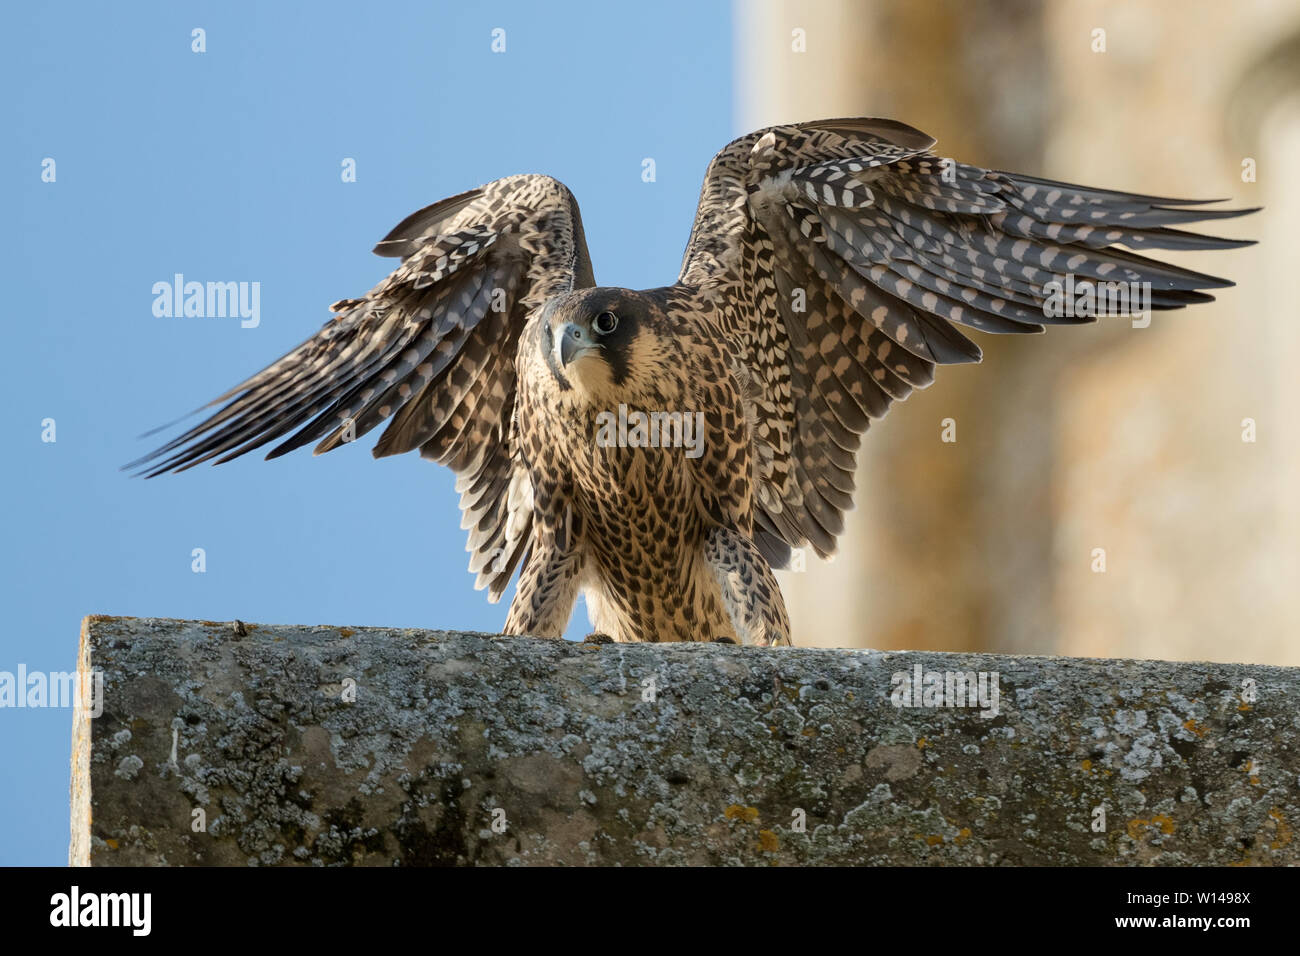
[0,0,733,865]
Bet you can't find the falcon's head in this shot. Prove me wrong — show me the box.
[543,287,676,406]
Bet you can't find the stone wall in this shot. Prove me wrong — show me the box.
[72,616,1299,866]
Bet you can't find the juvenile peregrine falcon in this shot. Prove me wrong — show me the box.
[130,118,1254,646]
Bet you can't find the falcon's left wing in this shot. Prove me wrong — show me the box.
[128,174,596,600]
[677,117,1255,566]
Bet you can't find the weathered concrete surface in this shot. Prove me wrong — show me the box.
[72,615,1300,866]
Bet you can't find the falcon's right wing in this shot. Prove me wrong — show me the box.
[677,117,1256,566]
[127,174,596,600]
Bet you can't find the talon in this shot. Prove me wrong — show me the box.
[713,636,737,644]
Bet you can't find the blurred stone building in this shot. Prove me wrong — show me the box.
[736,0,1299,664]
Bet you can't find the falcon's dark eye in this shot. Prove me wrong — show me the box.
[593,311,618,335]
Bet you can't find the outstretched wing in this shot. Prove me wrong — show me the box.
[678,117,1255,565]
[128,174,595,599]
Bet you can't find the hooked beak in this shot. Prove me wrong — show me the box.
[557,321,597,368]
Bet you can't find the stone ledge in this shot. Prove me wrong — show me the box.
[70,615,1300,865]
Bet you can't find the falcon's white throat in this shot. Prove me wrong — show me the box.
[553,329,616,405]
